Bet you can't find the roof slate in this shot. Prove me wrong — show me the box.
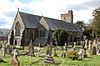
[18,11,81,32]
[19,12,41,28]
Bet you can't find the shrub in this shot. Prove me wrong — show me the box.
[66,49,79,60]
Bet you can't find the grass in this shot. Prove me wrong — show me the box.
[0,47,100,66]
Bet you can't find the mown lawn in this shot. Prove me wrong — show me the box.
[0,47,100,66]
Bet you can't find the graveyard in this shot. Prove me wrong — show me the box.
[0,39,100,66]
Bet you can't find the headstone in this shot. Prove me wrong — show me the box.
[86,40,92,57]
[28,40,35,56]
[11,48,19,66]
[0,45,5,57]
[84,39,88,49]
[78,48,84,59]
[53,47,57,56]
[45,42,55,64]
[6,45,11,54]
[88,40,92,50]
[73,42,76,48]
[81,41,84,48]
[46,42,53,56]
[61,43,67,57]
[92,39,97,55]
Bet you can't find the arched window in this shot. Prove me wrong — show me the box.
[15,22,21,36]
[39,25,46,37]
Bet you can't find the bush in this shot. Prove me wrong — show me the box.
[66,49,79,60]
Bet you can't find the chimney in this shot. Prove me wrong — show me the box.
[61,10,73,23]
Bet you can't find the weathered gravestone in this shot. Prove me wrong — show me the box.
[0,45,5,57]
[78,48,84,60]
[61,43,67,57]
[45,42,55,64]
[11,48,19,66]
[6,45,11,54]
[28,40,35,56]
[84,39,88,57]
[86,40,92,57]
[46,42,53,56]
[92,39,97,55]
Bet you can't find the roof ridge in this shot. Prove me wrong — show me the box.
[19,11,41,17]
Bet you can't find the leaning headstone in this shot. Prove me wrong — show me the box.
[0,45,5,57]
[11,49,19,66]
[78,48,84,60]
[28,40,35,56]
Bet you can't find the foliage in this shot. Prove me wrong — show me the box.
[66,49,79,60]
[92,7,100,37]
[82,25,93,40]
[75,21,85,31]
[51,29,68,46]
[75,21,93,40]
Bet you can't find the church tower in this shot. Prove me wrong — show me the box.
[61,10,73,23]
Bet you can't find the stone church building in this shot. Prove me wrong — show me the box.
[8,10,82,46]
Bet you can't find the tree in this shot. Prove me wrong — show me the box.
[92,7,100,37]
[75,21,85,31]
[51,29,68,46]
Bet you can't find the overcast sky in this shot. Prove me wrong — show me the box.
[0,0,100,29]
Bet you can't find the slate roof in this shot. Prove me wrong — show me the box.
[18,11,81,32]
[19,12,41,28]
[44,17,81,32]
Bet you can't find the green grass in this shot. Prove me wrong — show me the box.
[0,47,100,66]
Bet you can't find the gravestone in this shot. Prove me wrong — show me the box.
[73,42,76,48]
[0,45,5,57]
[86,40,92,57]
[78,48,84,60]
[61,43,67,57]
[11,48,19,66]
[28,40,35,56]
[88,40,92,50]
[45,42,55,64]
[92,39,97,55]
[6,45,11,54]
[46,42,53,56]
[84,40,88,49]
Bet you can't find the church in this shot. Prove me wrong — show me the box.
[8,10,82,46]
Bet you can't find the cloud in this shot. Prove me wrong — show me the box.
[67,0,100,11]
[3,11,16,18]
[0,18,8,26]
[0,0,99,29]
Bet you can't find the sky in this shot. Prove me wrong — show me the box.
[0,0,100,29]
